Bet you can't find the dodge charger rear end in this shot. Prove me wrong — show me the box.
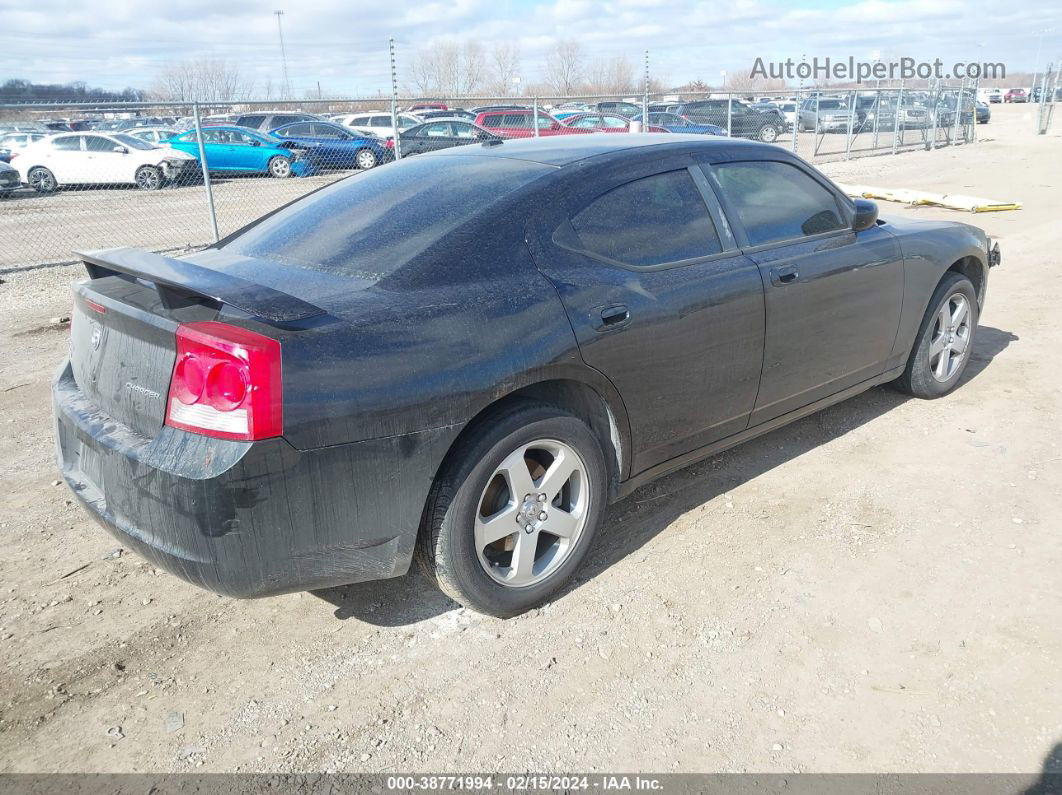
[54,135,998,616]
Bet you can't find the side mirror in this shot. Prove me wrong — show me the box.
[853,198,878,231]
[113,145,128,154]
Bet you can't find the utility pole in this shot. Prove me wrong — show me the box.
[274,10,291,99]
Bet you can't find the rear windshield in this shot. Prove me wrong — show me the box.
[221,154,551,280]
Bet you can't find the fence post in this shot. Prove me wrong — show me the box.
[844,89,855,159]
[791,89,800,153]
[951,79,963,146]
[813,92,821,158]
[892,81,904,155]
[191,101,220,244]
[643,50,650,129]
[389,37,402,160]
[533,96,540,137]
[871,87,881,150]
[927,81,939,150]
[726,93,732,138]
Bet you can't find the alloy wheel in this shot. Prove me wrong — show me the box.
[475,439,590,588]
[356,150,378,170]
[929,293,972,381]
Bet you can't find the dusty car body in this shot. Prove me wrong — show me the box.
[54,135,998,615]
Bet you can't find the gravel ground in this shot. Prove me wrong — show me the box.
[0,104,1059,776]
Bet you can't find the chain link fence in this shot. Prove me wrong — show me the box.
[0,79,1020,271]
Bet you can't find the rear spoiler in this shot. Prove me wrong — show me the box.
[76,248,326,323]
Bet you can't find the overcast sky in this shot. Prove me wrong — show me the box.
[5,0,1062,95]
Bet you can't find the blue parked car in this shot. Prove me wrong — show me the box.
[270,121,394,170]
[636,111,727,136]
[164,125,314,178]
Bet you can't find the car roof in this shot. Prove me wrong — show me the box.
[426,133,767,167]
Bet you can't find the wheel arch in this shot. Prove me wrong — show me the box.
[944,255,987,308]
[429,372,633,510]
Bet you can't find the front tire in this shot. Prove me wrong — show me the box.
[27,166,57,193]
[355,148,379,170]
[419,402,607,617]
[894,272,978,398]
[268,156,293,179]
[135,165,163,191]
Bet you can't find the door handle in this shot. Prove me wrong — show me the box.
[595,305,630,330]
[772,266,799,285]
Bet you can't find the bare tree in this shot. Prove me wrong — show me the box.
[488,43,521,96]
[411,41,485,97]
[585,56,635,95]
[151,59,252,102]
[545,40,584,95]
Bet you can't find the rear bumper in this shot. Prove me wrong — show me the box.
[53,361,458,598]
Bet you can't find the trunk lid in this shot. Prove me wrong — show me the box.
[68,248,331,439]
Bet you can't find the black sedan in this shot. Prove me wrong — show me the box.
[399,118,500,154]
[54,135,999,617]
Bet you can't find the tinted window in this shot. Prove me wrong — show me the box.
[237,115,266,128]
[222,156,551,281]
[84,135,117,152]
[714,161,847,246]
[569,170,722,267]
[281,123,315,136]
[369,116,390,127]
[312,123,348,139]
[52,136,82,151]
[481,115,502,128]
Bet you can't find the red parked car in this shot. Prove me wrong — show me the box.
[408,102,448,112]
[473,109,592,138]
[1004,88,1027,103]
[560,112,671,134]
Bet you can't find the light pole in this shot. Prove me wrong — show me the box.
[274,10,291,99]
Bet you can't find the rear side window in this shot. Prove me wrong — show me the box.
[237,115,266,129]
[222,155,551,281]
[52,136,82,151]
[481,115,502,128]
[568,170,722,267]
[281,123,314,136]
[714,161,847,246]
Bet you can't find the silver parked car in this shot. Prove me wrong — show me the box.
[798,98,856,132]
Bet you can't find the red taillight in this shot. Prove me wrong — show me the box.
[165,322,282,441]
[385,137,395,149]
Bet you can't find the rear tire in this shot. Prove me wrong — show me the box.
[894,272,978,399]
[27,167,57,193]
[419,401,607,617]
[758,124,779,143]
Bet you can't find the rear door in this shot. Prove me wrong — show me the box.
[528,154,765,473]
[705,157,903,425]
[43,135,85,182]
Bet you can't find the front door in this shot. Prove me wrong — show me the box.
[706,158,904,426]
[528,155,766,474]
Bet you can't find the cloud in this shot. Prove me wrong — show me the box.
[2,0,1059,95]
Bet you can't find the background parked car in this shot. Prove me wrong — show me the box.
[415,109,477,122]
[0,161,19,196]
[233,111,321,132]
[798,97,857,132]
[126,127,180,146]
[637,111,726,135]
[165,126,313,179]
[976,102,991,124]
[334,112,422,139]
[399,119,500,154]
[561,112,671,133]
[0,131,50,158]
[595,100,643,116]
[1004,88,1027,103]
[13,132,196,192]
[270,120,392,170]
[474,109,592,138]
[986,88,1003,103]
[671,99,784,142]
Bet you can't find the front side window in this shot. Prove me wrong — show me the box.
[714,161,847,246]
[424,122,451,137]
[280,123,314,137]
[568,170,723,267]
[85,135,118,152]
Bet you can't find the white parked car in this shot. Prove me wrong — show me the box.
[334,111,422,138]
[0,131,50,154]
[13,132,197,192]
[125,127,180,146]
